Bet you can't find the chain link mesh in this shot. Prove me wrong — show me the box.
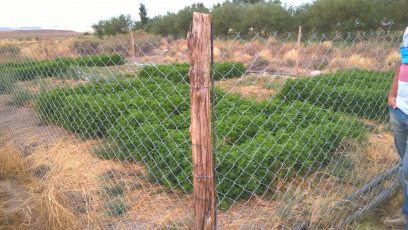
[0,30,403,229]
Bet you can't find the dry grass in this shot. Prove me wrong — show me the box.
[0,104,401,229]
[0,142,25,180]
[384,50,401,71]
[215,73,289,101]
[1,34,400,76]
[0,133,79,230]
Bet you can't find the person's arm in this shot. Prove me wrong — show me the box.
[389,64,402,109]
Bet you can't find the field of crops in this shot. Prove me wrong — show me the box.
[18,58,391,205]
[0,42,399,229]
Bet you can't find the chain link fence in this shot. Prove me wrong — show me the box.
[0,29,403,229]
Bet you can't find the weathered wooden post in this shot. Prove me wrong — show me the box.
[187,12,215,230]
[296,26,302,74]
[130,31,135,58]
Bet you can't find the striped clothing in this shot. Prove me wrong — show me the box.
[397,27,408,114]
[402,26,408,64]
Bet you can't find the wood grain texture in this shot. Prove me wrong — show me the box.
[187,12,215,230]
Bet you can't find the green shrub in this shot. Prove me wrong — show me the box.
[57,54,125,67]
[0,71,17,94]
[138,62,247,82]
[138,63,190,82]
[3,60,69,81]
[106,199,126,216]
[278,69,393,120]
[1,54,124,81]
[37,76,366,200]
[103,183,124,196]
[213,61,246,80]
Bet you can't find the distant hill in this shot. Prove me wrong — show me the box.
[0,29,82,39]
[0,27,42,31]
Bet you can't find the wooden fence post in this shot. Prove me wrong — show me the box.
[187,12,215,230]
[296,26,302,74]
[130,31,135,59]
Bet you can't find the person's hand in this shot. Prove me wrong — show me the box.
[389,95,397,109]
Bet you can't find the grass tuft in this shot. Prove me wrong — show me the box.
[7,87,35,107]
[106,199,126,217]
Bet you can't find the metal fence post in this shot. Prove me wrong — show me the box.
[187,12,215,230]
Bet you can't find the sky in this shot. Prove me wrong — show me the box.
[0,0,313,32]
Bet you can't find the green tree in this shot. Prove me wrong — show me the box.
[240,2,293,36]
[176,3,210,34]
[139,3,149,29]
[150,3,209,36]
[92,14,133,37]
[212,2,245,35]
[232,0,265,4]
[150,13,178,36]
[92,21,105,38]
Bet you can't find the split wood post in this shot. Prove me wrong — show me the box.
[295,26,302,74]
[187,12,215,230]
[130,31,135,58]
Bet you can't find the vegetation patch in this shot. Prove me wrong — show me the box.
[0,54,125,81]
[7,86,35,107]
[56,54,125,67]
[138,62,247,82]
[278,69,393,120]
[36,65,369,201]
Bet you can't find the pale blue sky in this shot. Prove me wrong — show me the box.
[0,0,312,32]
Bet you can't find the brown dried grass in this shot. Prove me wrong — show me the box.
[20,39,74,60]
[215,73,288,101]
[0,133,79,230]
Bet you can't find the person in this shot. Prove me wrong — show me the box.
[384,26,408,229]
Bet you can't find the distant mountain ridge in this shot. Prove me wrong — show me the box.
[0,26,42,31]
[0,29,82,39]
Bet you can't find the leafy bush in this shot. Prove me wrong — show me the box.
[57,54,125,67]
[103,183,124,196]
[0,71,17,94]
[37,73,366,200]
[139,63,190,82]
[6,60,69,81]
[106,199,126,216]
[278,69,393,120]
[1,54,125,81]
[213,62,246,80]
[138,62,247,82]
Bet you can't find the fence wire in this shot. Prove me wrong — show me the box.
[0,30,403,229]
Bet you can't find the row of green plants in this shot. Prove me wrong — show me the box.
[0,54,124,81]
[0,71,36,106]
[139,62,247,82]
[56,54,125,67]
[36,67,366,201]
[278,69,393,120]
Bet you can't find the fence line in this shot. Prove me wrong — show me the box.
[0,22,404,229]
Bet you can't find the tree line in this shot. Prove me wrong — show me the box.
[92,0,408,38]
